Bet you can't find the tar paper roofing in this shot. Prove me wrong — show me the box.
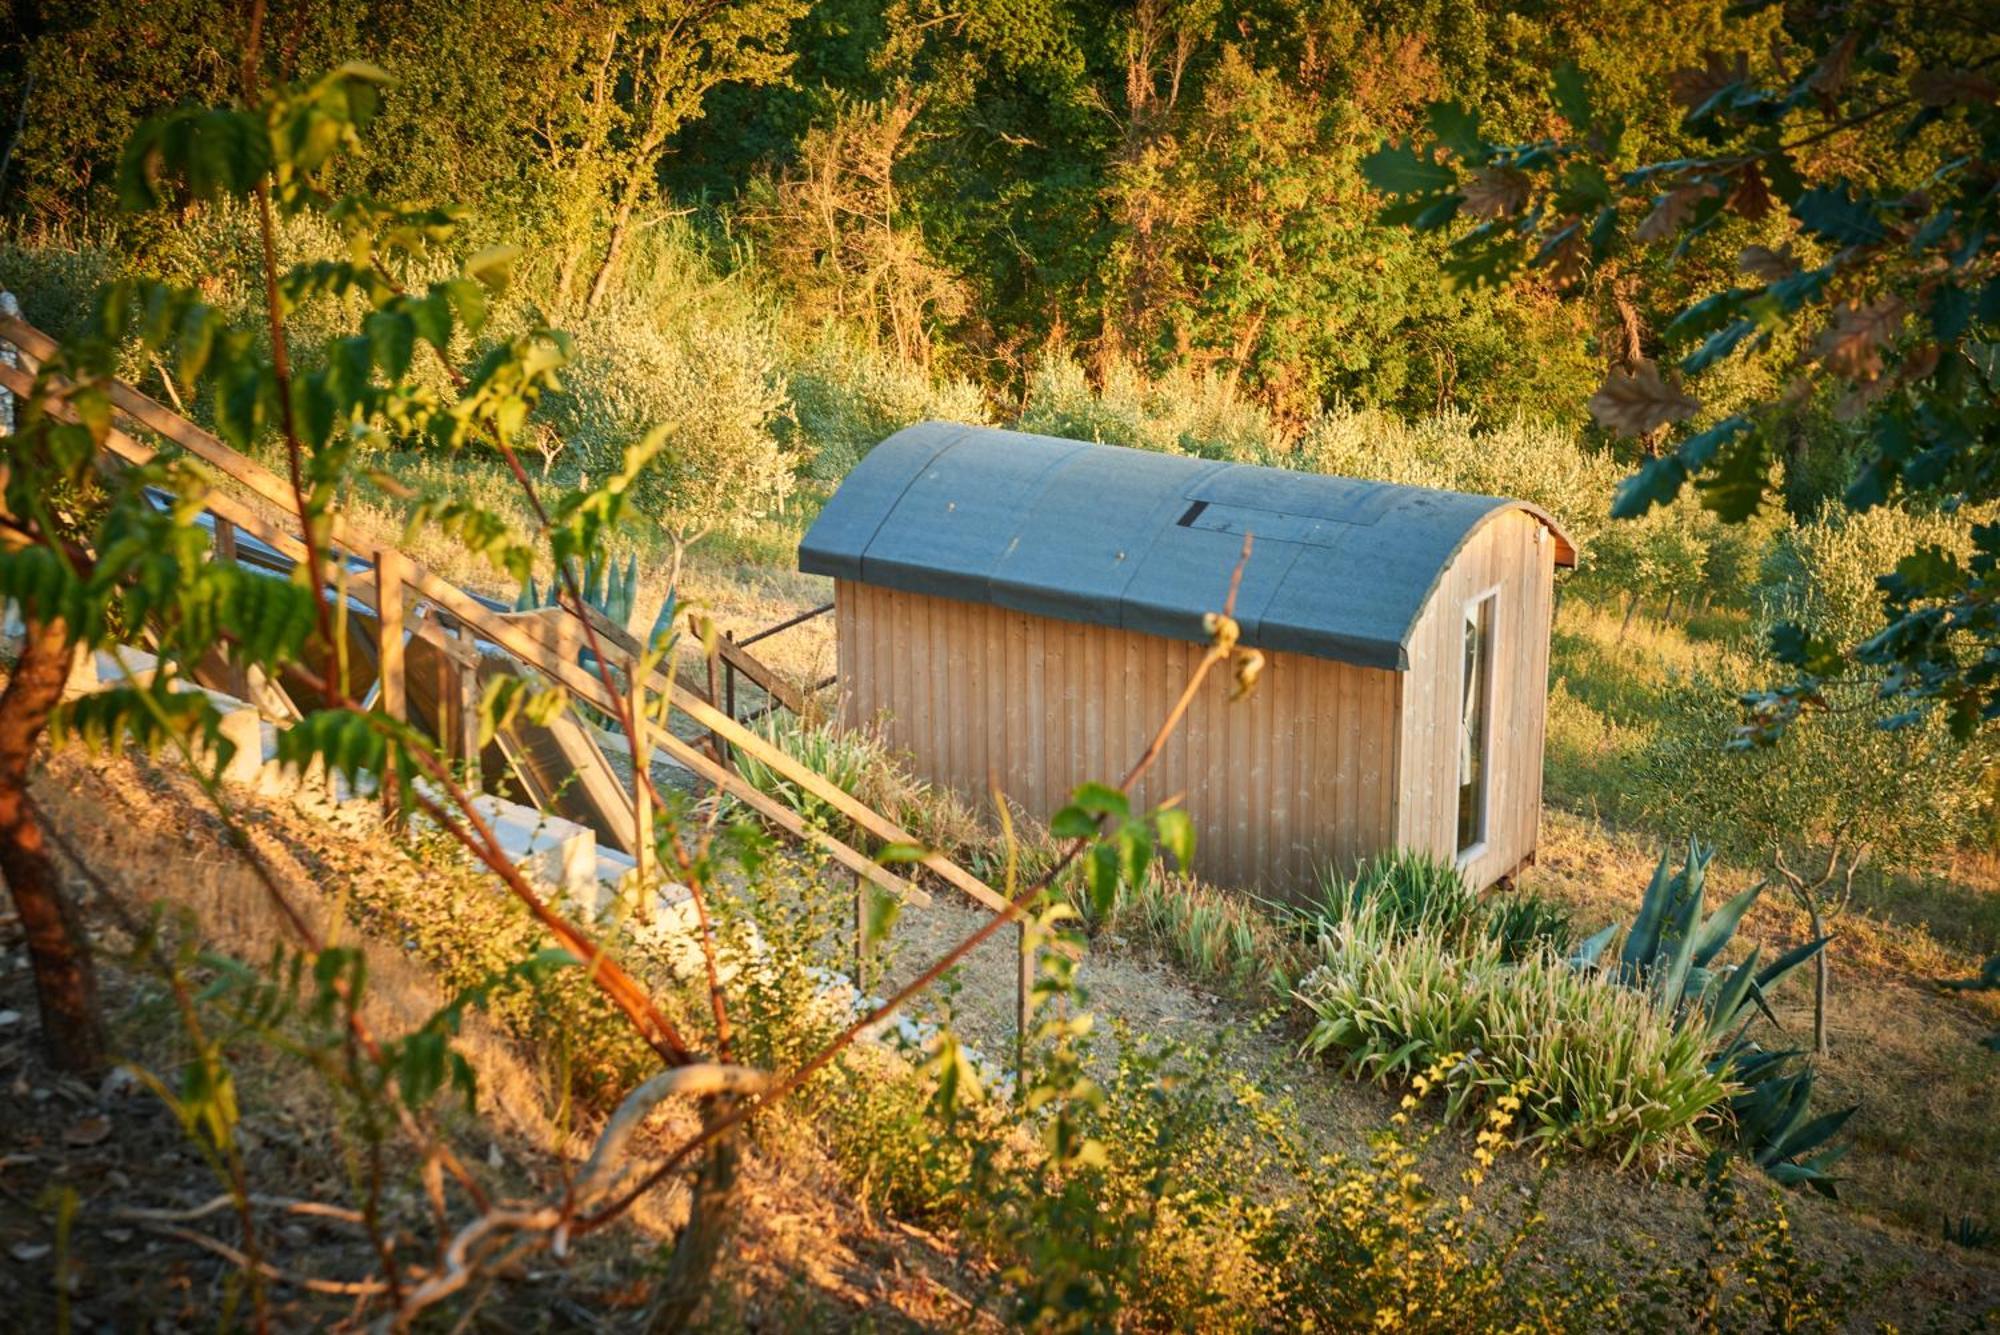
[799,423,1576,672]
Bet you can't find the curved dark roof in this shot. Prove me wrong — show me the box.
[799,423,1576,671]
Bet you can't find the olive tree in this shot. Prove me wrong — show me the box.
[557,306,795,598]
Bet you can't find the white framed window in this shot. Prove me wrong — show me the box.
[1456,587,1498,861]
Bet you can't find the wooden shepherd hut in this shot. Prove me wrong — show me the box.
[800,423,1576,896]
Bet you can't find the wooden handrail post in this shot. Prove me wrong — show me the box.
[376,551,408,821]
[375,552,407,724]
[456,630,481,775]
[706,643,728,766]
[630,652,654,897]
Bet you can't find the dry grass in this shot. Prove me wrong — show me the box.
[0,748,983,1330]
[1526,808,2000,1242]
[1533,596,2000,1245]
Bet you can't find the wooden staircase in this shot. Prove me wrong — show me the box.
[0,308,1016,925]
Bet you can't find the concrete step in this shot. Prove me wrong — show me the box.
[471,795,600,901]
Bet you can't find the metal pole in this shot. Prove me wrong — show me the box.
[724,632,737,725]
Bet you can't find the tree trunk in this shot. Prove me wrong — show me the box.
[0,616,106,1074]
[1619,591,1641,642]
[648,1101,743,1331]
[583,192,638,318]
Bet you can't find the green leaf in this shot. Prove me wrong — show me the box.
[1694,423,1770,521]
[1425,101,1484,162]
[1664,288,1751,345]
[437,277,487,335]
[864,885,903,949]
[1792,185,1887,247]
[1154,807,1195,870]
[1755,934,1830,994]
[117,109,271,210]
[1086,842,1121,920]
[1118,823,1154,893]
[465,244,522,292]
[1619,852,1675,977]
[1612,416,1752,518]
[364,308,415,380]
[1691,883,1763,968]
[1930,284,1973,343]
[1049,805,1097,839]
[1361,141,1458,197]
[1611,455,1689,519]
[1706,948,1763,1035]
[1070,782,1129,822]
[406,292,453,351]
[1553,160,1613,213]
[1568,923,1618,969]
[876,842,930,865]
[1551,62,1594,131]
[1681,320,1758,374]
[1774,1104,1857,1161]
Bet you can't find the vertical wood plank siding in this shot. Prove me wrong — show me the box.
[1393,510,1555,888]
[839,580,1398,896]
[835,510,1554,896]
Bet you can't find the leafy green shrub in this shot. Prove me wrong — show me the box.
[1017,348,1284,462]
[1623,1163,1864,1333]
[1111,872,1296,997]
[947,1027,1626,1331]
[0,231,121,345]
[1307,850,1479,943]
[551,289,796,590]
[783,328,988,481]
[1297,896,1729,1162]
[1477,891,1576,962]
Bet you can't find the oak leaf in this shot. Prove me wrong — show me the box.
[1808,34,1859,97]
[1637,182,1718,243]
[1727,165,1774,222]
[1541,225,1590,289]
[1813,295,1908,380]
[1910,68,1999,108]
[1461,167,1530,220]
[1739,243,1800,282]
[1669,52,1749,111]
[1588,361,1701,438]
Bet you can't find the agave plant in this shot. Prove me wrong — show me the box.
[1573,839,1855,1197]
[515,551,676,649]
[1944,1214,1995,1250]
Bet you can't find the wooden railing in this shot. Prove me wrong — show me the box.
[0,311,1020,930]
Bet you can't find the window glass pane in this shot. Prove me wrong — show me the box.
[1457,594,1494,854]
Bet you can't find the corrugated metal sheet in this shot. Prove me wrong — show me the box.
[800,423,1576,672]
